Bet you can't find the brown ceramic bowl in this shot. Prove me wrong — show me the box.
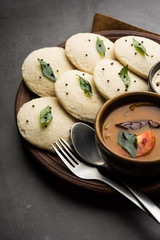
[148,61,160,93]
[95,91,160,178]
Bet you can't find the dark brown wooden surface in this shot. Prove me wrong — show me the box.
[15,30,160,196]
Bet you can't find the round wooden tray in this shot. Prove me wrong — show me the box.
[15,30,160,195]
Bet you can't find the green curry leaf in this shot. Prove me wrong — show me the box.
[38,58,56,82]
[118,131,137,158]
[132,38,149,56]
[40,105,53,126]
[96,37,106,57]
[76,75,93,96]
[120,65,131,90]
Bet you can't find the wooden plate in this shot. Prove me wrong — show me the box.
[15,30,160,195]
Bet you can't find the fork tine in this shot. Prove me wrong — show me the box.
[51,143,75,170]
[58,139,79,165]
[52,141,78,168]
[60,138,73,151]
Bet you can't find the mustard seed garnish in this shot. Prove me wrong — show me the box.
[82,73,85,75]
[65,83,68,86]
[39,76,41,78]
[56,70,59,72]
[32,105,35,107]
[107,47,110,50]
[47,63,50,66]
[151,55,153,58]
[134,80,136,83]
[125,40,127,42]
[156,82,160,86]
[107,80,110,82]
[66,92,68,95]
[85,54,88,56]
[141,41,143,43]
[135,52,137,55]
[45,125,47,128]
[26,120,29,123]
[111,62,114,65]
[117,88,120,91]
[131,44,133,46]
[102,68,105,70]
[88,39,90,41]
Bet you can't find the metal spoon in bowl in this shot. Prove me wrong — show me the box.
[71,122,160,224]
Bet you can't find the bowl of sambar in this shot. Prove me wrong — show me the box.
[95,91,160,177]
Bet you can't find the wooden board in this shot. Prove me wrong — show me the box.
[15,30,160,195]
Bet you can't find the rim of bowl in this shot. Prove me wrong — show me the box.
[95,91,160,164]
[148,61,160,93]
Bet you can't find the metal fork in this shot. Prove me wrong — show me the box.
[51,138,160,224]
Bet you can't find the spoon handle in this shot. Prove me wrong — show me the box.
[97,174,144,210]
[99,173,160,224]
[123,184,160,224]
[104,164,160,224]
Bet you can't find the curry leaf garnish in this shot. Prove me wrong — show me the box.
[118,131,137,158]
[132,38,149,56]
[76,74,93,96]
[120,65,131,90]
[40,105,53,126]
[96,37,106,57]
[38,58,56,82]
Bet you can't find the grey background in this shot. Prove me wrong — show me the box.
[1,0,160,239]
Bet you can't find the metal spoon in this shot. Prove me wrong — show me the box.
[71,122,160,224]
